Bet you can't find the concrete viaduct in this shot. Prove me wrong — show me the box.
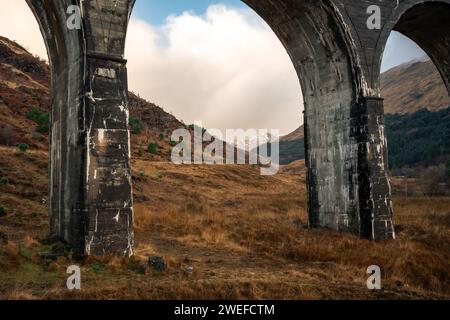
[26,0,450,256]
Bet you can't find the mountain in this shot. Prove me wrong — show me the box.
[381,58,450,114]
[0,36,50,149]
[281,125,304,142]
[278,58,450,167]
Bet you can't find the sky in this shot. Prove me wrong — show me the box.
[0,0,426,135]
[132,0,246,25]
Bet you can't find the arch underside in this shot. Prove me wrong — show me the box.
[26,0,86,251]
[393,2,450,94]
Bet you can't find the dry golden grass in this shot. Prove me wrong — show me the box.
[1,153,449,300]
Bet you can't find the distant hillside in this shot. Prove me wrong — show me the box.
[386,107,450,169]
[0,36,186,161]
[277,139,305,165]
[281,125,304,142]
[0,36,50,150]
[276,125,305,165]
[381,58,450,114]
[277,58,450,166]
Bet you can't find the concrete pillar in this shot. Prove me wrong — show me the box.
[81,0,135,256]
[353,97,395,240]
[27,0,135,256]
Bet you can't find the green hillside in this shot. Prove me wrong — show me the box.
[279,139,305,165]
[276,107,450,169]
[386,107,450,169]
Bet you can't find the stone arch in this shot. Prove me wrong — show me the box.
[243,0,394,240]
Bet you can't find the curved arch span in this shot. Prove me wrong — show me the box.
[372,0,450,94]
[393,2,450,94]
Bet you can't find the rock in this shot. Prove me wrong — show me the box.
[185,266,194,273]
[148,256,166,272]
[0,231,6,242]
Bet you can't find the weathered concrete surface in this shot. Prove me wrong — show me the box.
[25,0,450,254]
[27,0,135,256]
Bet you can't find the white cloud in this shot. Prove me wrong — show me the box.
[0,0,47,59]
[126,5,302,135]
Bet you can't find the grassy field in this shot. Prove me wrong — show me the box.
[0,148,449,300]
